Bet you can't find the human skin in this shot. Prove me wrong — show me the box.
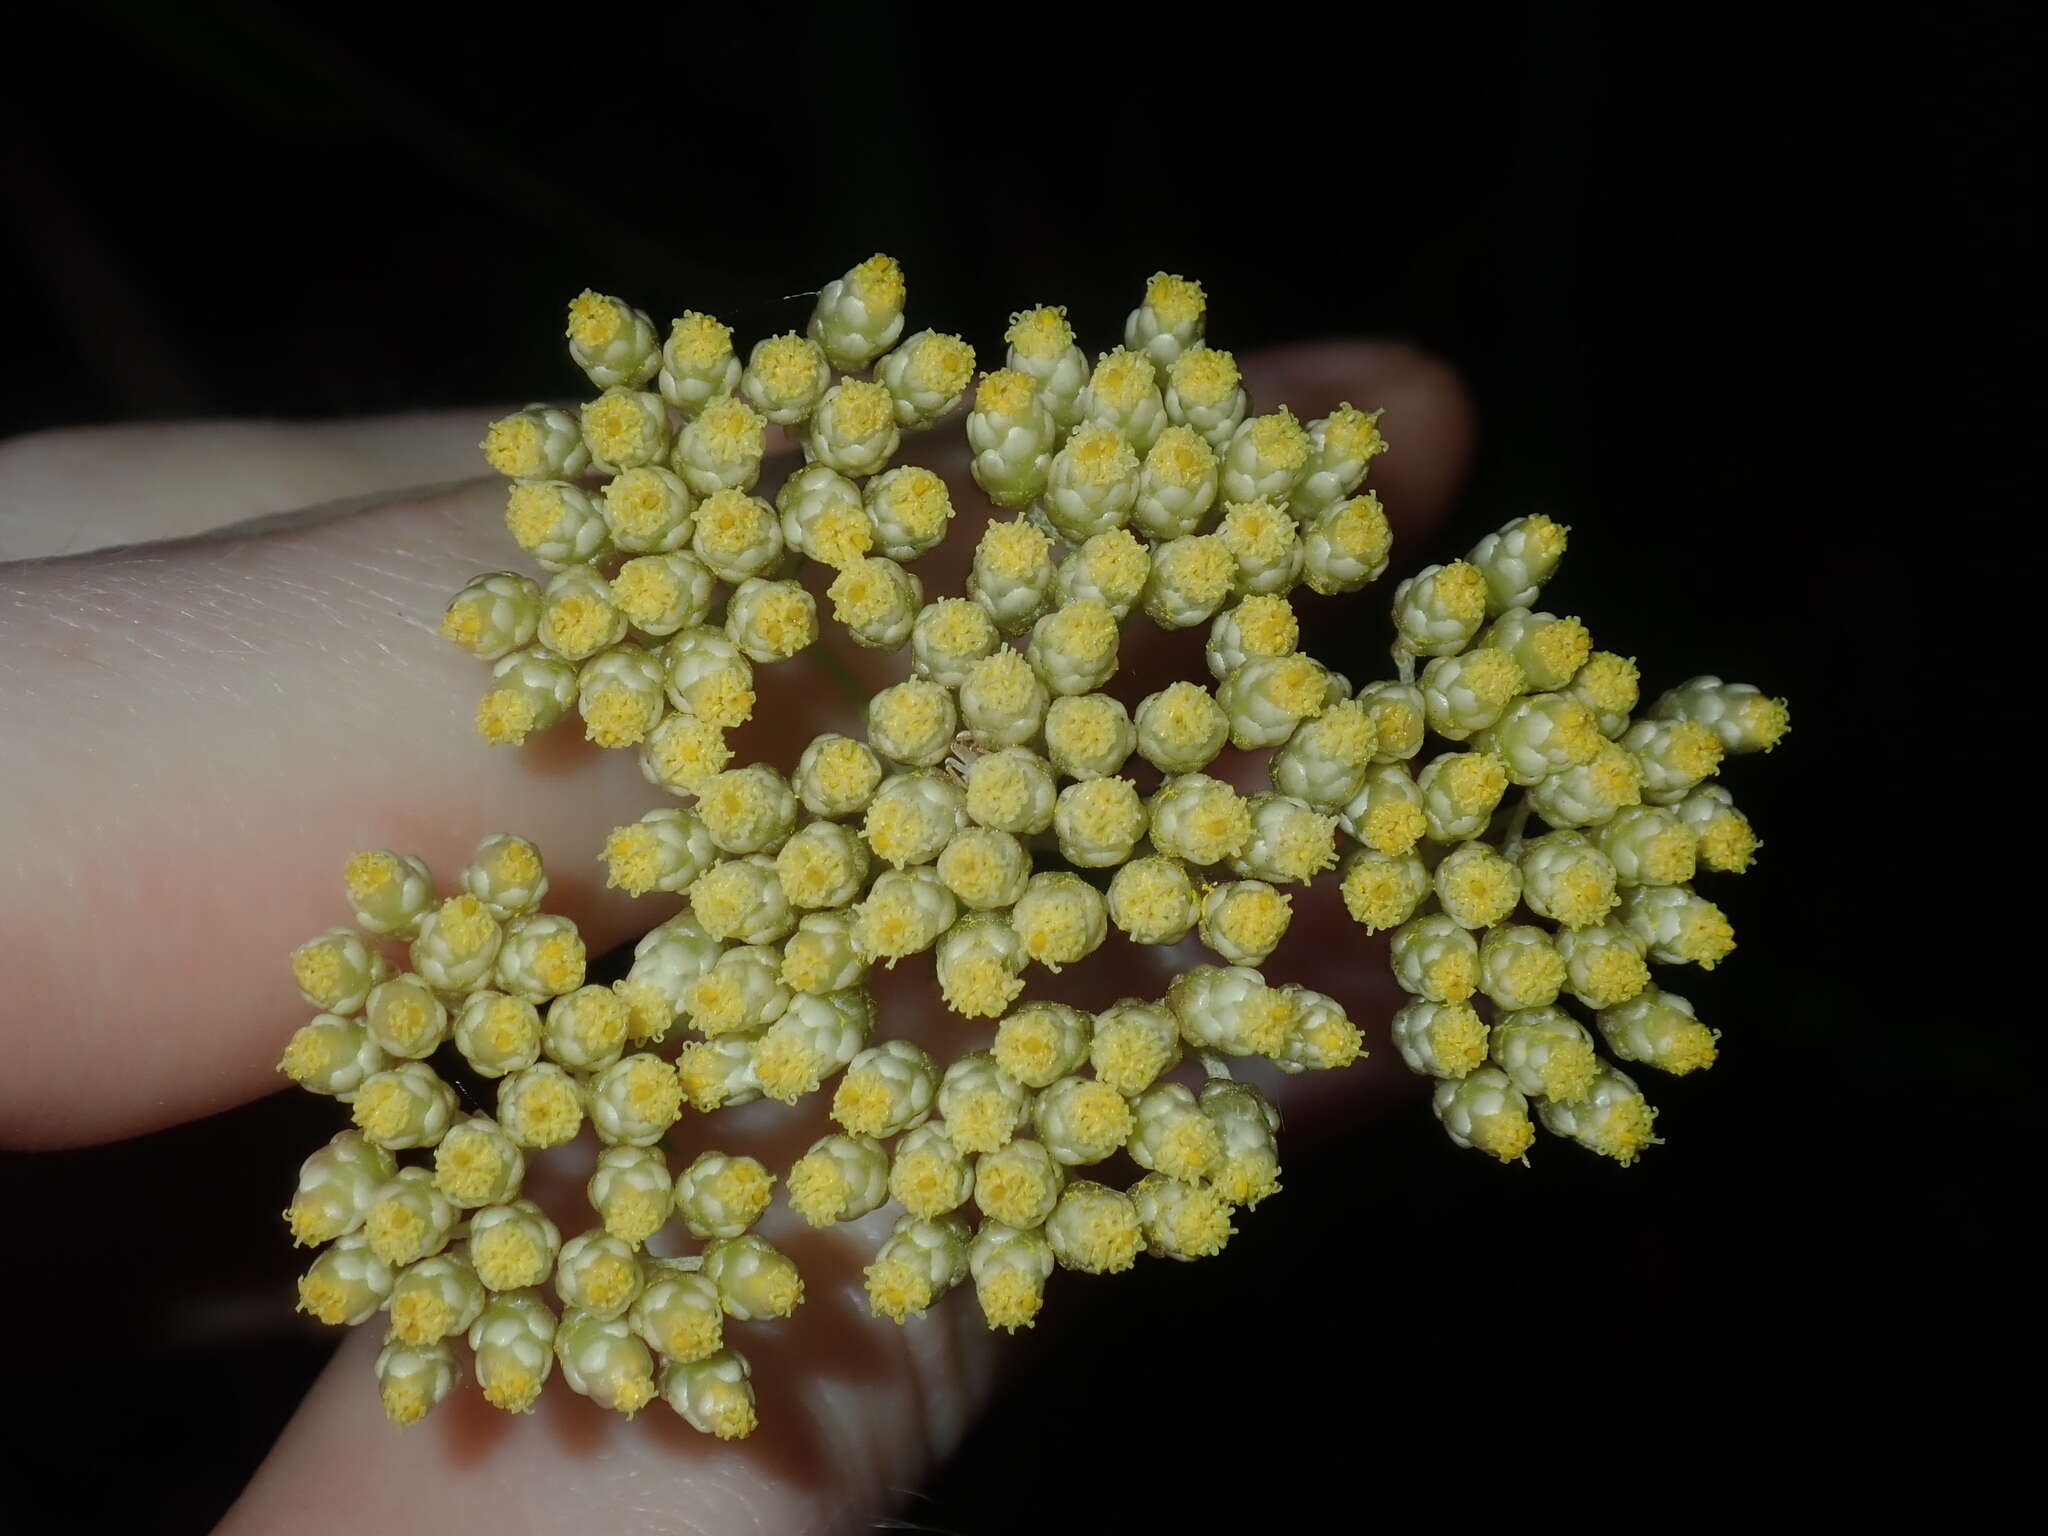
[0,340,1472,1534]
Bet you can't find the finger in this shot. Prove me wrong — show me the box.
[0,340,1472,1150]
[0,410,499,560]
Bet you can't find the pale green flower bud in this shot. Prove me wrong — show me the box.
[683,942,791,1035]
[362,1165,458,1267]
[1200,1080,1282,1208]
[937,830,1032,911]
[1417,750,1511,842]
[1009,871,1108,972]
[1598,988,1719,1076]
[1288,404,1387,524]
[1302,492,1394,596]
[1133,422,1221,539]
[724,578,817,665]
[794,732,886,821]
[1391,997,1489,1079]
[749,988,872,1100]
[663,1347,758,1439]
[556,1231,647,1321]
[803,376,901,477]
[470,1288,557,1413]
[1595,804,1700,888]
[686,856,793,946]
[283,1129,395,1246]
[483,404,591,482]
[866,1213,972,1323]
[1124,273,1207,369]
[386,1247,486,1346]
[973,1137,1066,1229]
[1149,772,1252,866]
[470,1201,561,1292]
[867,677,958,768]
[601,808,717,900]
[475,646,577,746]
[770,822,867,913]
[1620,883,1736,970]
[671,395,765,500]
[785,1134,892,1227]
[577,643,668,750]
[852,866,958,965]
[493,912,587,1003]
[350,1062,458,1152]
[1131,1172,1234,1261]
[967,1220,1057,1332]
[1133,681,1227,775]
[1338,846,1431,933]
[296,1230,394,1326]
[658,310,742,414]
[494,1061,585,1149]
[702,1234,804,1320]
[1526,742,1644,829]
[449,838,541,925]
[1518,830,1621,931]
[289,927,389,1017]
[1567,651,1641,739]
[1087,1000,1181,1095]
[1432,1066,1536,1163]
[278,1013,390,1099]
[740,332,830,425]
[1163,345,1247,450]
[440,573,541,663]
[1433,839,1524,930]
[690,488,786,585]
[1042,421,1141,542]
[825,556,921,649]
[1027,600,1121,696]
[1480,607,1592,693]
[1198,879,1293,965]
[864,464,956,561]
[1045,1181,1142,1274]
[543,984,629,1072]
[969,516,1058,634]
[602,465,697,554]
[1218,652,1330,749]
[1673,784,1761,875]
[1054,777,1147,869]
[1220,408,1312,506]
[968,368,1056,509]
[810,253,906,370]
[934,911,1027,1020]
[1273,983,1364,1074]
[1478,924,1567,1012]
[1167,964,1299,1060]
[375,1336,462,1427]
[777,462,875,569]
[1107,856,1201,946]
[958,650,1049,747]
[1340,761,1428,857]
[674,1035,762,1113]
[431,1114,525,1209]
[581,386,670,473]
[610,553,716,638]
[832,1039,939,1139]
[910,598,1000,686]
[1537,1066,1660,1164]
[587,1053,683,1148]
[1490,1005,1601,1104]
[1142,533,1236,629]
[1215,497,1303,596]
[503,480,609,572]
[1040,693,1133,781]
[1392,560,1489,658]
[1232,791,1338,885]
[1650,675,1791,756]
[336,852,437,946]
[1354,679,1426,763]
[1475,692,1603,786]
[1466,514,1568,615]
[1621,716,1725,805]
[864,768,968,867]
[696,765,797,857]
[964,746,1057,835]
[1205,593,1299,681]
[1053,530,1148,621]
[588,1144,674,1245]
[779,912,869,996]
[543,569,627,666]
[1555,923,1651,1011]
[879,329,976,429]
[936,1052,1030,1156]
[1005,303,1088,424]
[1390,913,1482,1003]
[1421,647,1525,741]
[991,1001,1093,1089]
[675,1152,776,1240]
[1034,1075,1137,1166]
[566,289,659,388]
[555,1309,659,1416]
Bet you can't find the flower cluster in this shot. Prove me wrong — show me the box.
[282,838,789,1436]
[279,255,1788,1433]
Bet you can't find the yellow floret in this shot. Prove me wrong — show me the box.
[1075,528,1149,600]
[827,378,894,440]
[991,1013,1067,1083]
[1340,859,1411,932]
[527,931,586,996]
[1046,696,1126,767]
[906,332,975,394]
[284,1196,343,1247]
[694,488,774,564]
[648,718,731,792]
[602,824,665,897]
[1436,561,1489,627]
[675,1043,736,1112]
[1698,815,1758,873]
[1063,421,1139,485]
[1293,1008,1363,1070]
[510,1075,581,1146]
[579,1252,638,1314]
[439,598,488,652]
[1061,1080,1135,1153]
[482,1366,541,1414]
[540,593,617,659]
[605,467,685,542]
[1501,945,1566,1003]
[1676,903,1736,969]
[278,1024,340,1086]
[685,970,750,1036]
[1531,617,1592,683]
[1215,1151,1282,1209]
[1579,945,1650,1010]
[1146,423,1217,487]
[1012,887,1097,967]
[751,1031,826,1103]
[750,334,821,407]
[434,1132,509,1205]
[1062,779,1142,851]
[380,1377,434,1428]
[568,289,625,347]
[1321,403,1386,465]
[1110,860,1196,940]
[667,310,732,369]
[944,1089,1017,1156]
[940,952,1023,1019]
[1585,1096,1659,1165]
[1065,1204,1141,1273]
[1144,271,1205,329]
[1442,857,1519,928]
[476,686,542,746]
[1006,304,1073,360]
[1640,828,1700,887]
[364,1201,428,1266]
[1576,652,1639,714]
[968,650,1044,715]
[584,392,658,465]
[1220,498,1297,569]
[786,1155,852,1226]
[658,1306,722,1363]
[700,1381,757,1440]
[977,1269,1044,1332]
[1326,493,1393,564]
[1548,699,1602,766]
[1587,745,1644,806]
[1044,601,1119,666]
[1159,535,1234,607]
[1660,1021,1721,1075]
[350,1074,412,1143]
[1364,799,1427,858]
[1237,987,1298,1056]
[504,483,566,553]
[1424,951,1480,1004]
[1173,783,1252,863]
[849,253,905,309]
[1169,346,1239,409]
[677,664,749,730]
[805,504,872,568]
[583,683,662,749]
[1267,812,1338,882]
[978,1158,1058,1229]
[1739,695,1792,752]
[1246,409,1310,471]
[482,414,545,478]
[296,1272,351,1325]
[1091,1023,1174,1097]
[976,367,1036,416]
[921,598,996,665]
[609,560,683,629]
[965,754,1039,829]
[853,883,931,959]
[778,839,858,910]
[1469,1107,1536,1164]
[874,465,954,544]
[596,1186,666,1246]
[980,517,1053,582]
[1089,349,1157,413]
[1667,720,1725,780]
[1147,682,1222,754]
[865,1256,934,1323]
[1464,649,1526,710]
[871,681,950,757]
[619,1055,682,1124]
[1210,885,1292,957]
[1233,593,1299,657]
[1165,1187,1234,1257]
[1443,752,1510,814]
[830,559,905,630]
[290,938,348,1007]
[389,1289,454,1346]
[1547,862,1618,930]
[862,796,934,869]
[1369,692,1425,759]
[695,394,765,461]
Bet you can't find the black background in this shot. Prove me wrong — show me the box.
[0,4,1974,1532]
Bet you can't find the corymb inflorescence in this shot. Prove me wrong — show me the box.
[279,257,1789,1434]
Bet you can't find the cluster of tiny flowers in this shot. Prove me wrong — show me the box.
[283,257,1789,1433]
[281,838,789,1437]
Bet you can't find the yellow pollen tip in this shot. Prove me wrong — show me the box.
[865,1256,933,1323]
[381,1379,433,1427]
[567,290,624,347]
[1472,1110,1536,1164]
[1169,346,1239,408]
[978,1270,1044,1332]
[829,379,894,440]
[1147,424,1216,487]
[976,367,1035,416]
[667,310,732,368]
[1006,304,1072,359]
[476,686,541,745]
[849,253,905,309]
[1144,271,1206,328]
[982,518,1053,581]
[390,1290,454,1345]
[482,415,544,478]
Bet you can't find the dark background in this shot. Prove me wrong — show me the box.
[1,3,1973,1532]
